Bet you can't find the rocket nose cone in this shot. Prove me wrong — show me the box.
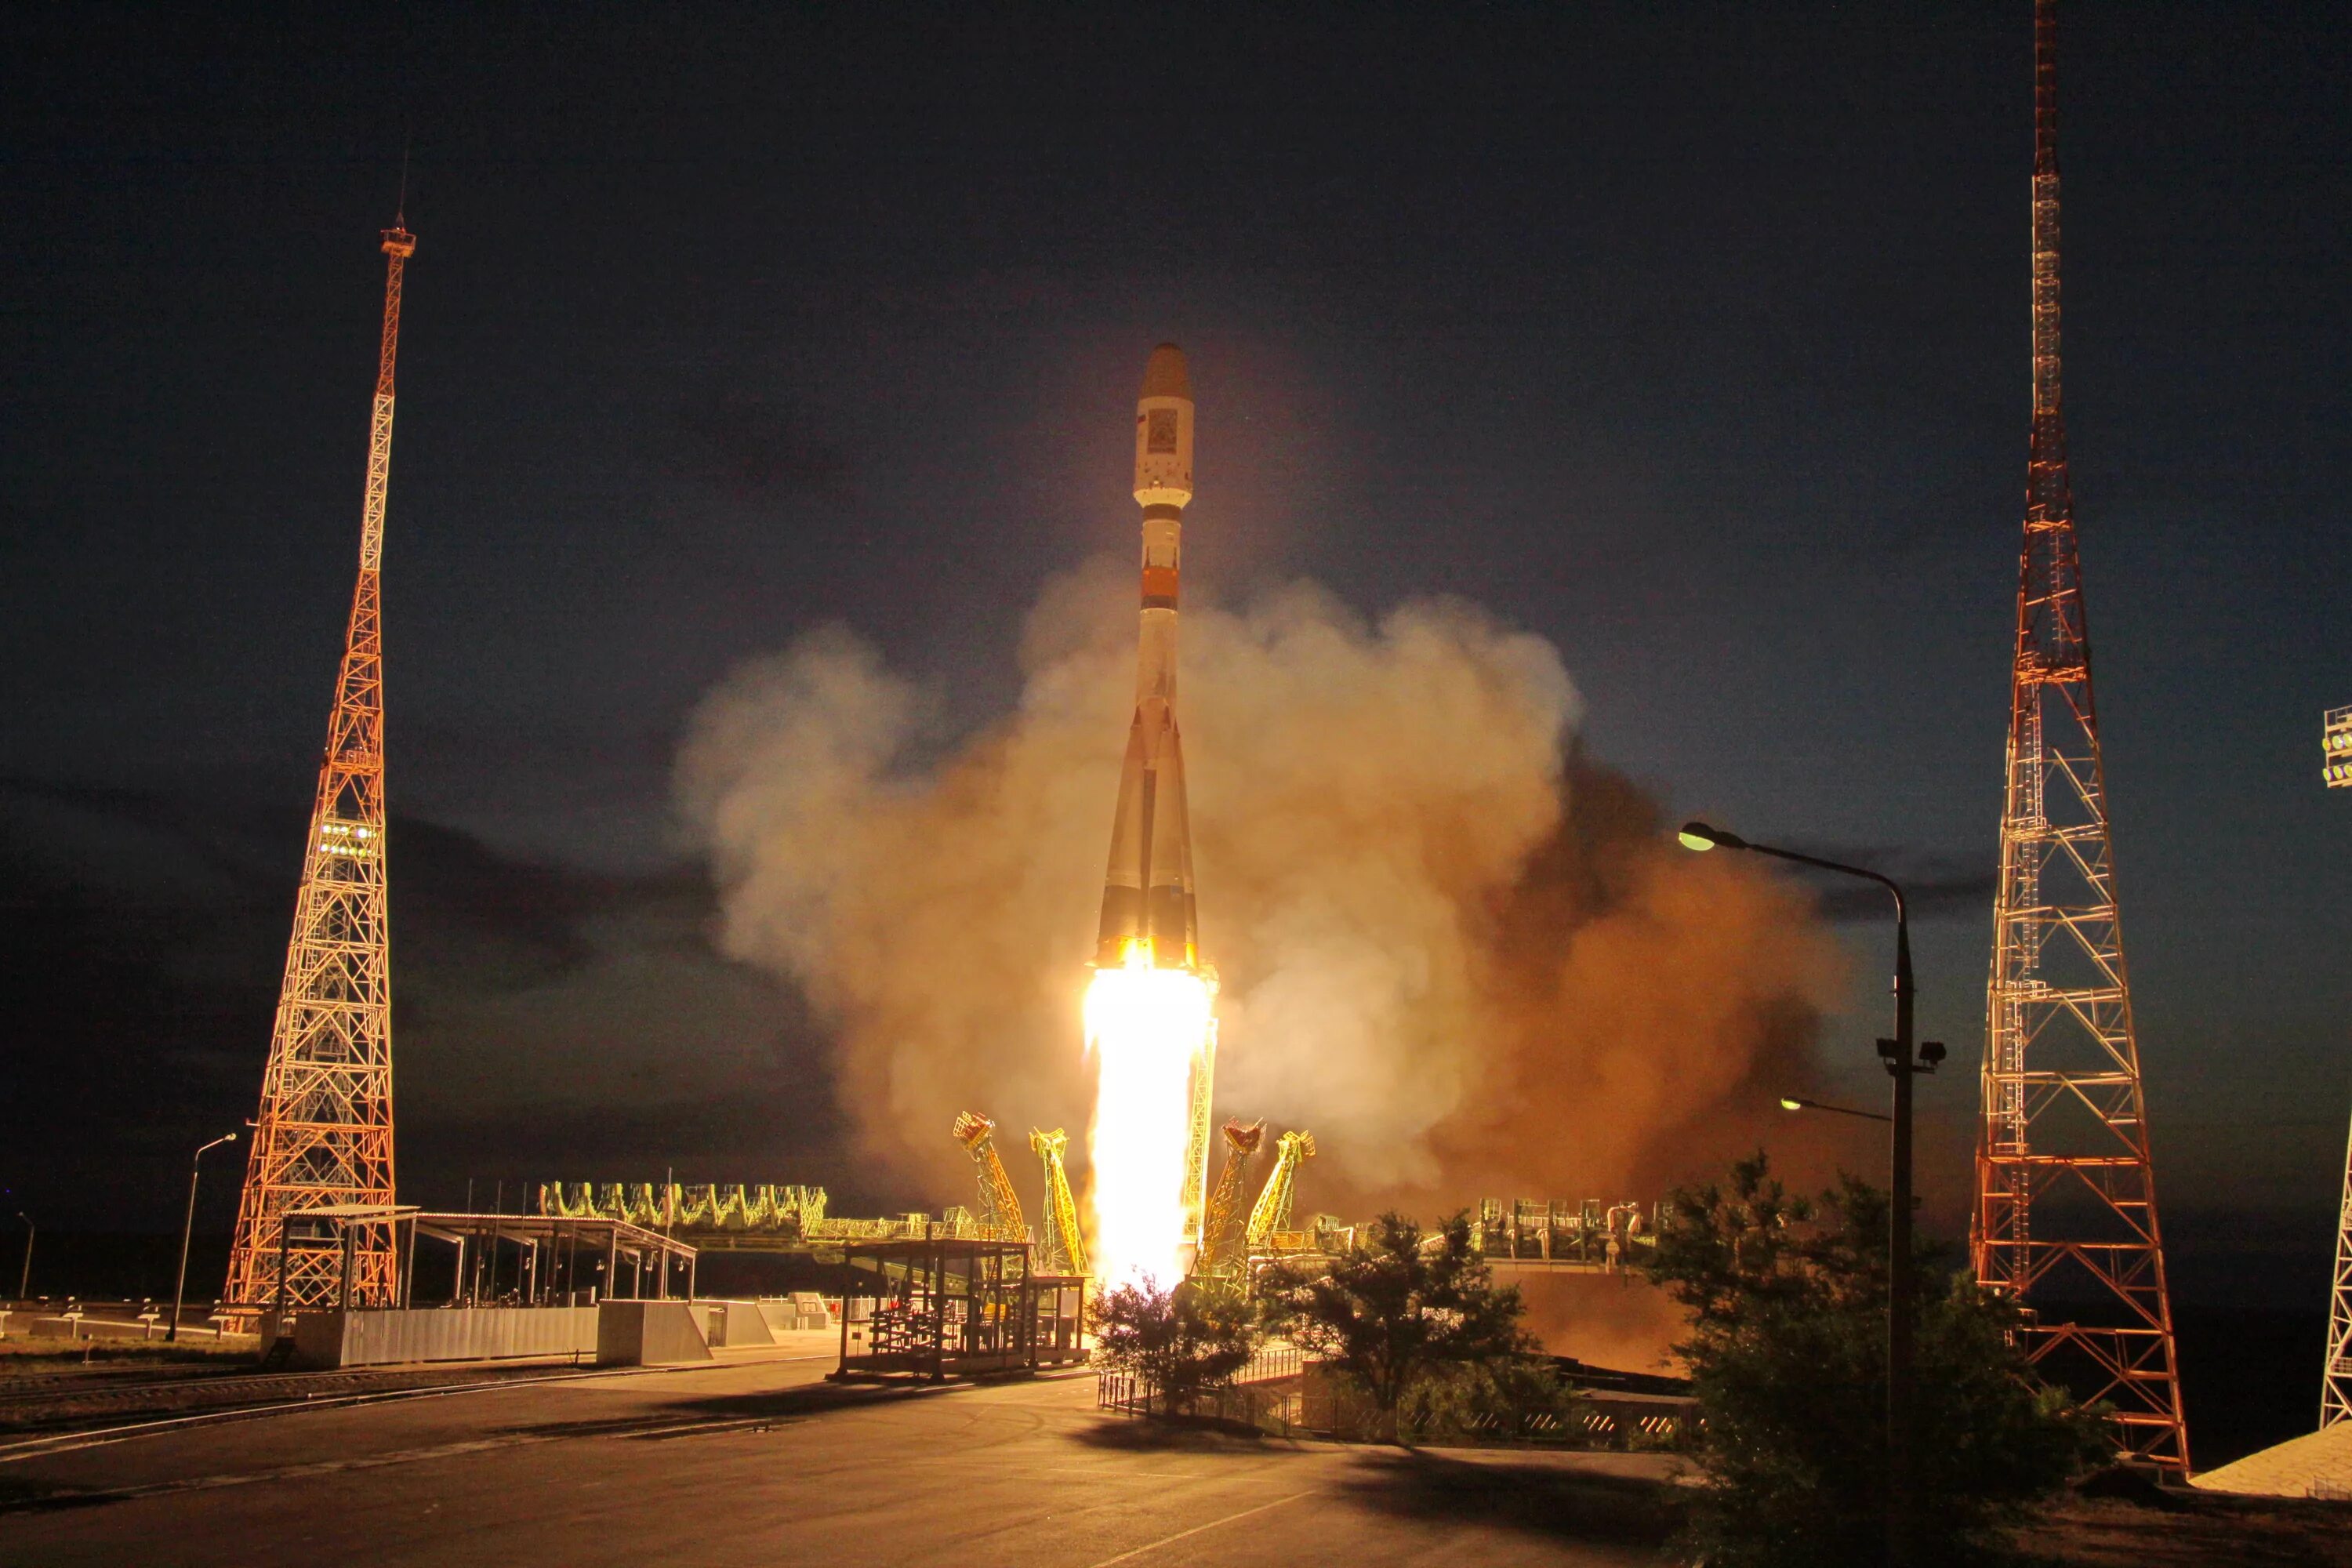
[1140,343,1191,401]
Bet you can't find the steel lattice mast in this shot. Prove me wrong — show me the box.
[223,215,416,1313]
[2320,703,2352,1425]
[1971,0,2189,1472]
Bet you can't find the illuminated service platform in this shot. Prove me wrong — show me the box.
[831,1237,1086,1381]
[535,1181,978,1255]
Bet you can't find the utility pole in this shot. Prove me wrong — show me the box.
[223,209,416,1316]
[14,1214,32,1304]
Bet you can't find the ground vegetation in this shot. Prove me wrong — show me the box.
[1262,1210,1547,1442]
[1088,1276,1261,1419]
[1646,1153,2108,1567]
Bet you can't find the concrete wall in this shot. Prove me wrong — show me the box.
[595,1300,713,1367]
[697,1300,777,1348]
[292,1306,601,1369]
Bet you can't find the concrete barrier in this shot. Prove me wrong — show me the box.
[595,1301,713,1367]
[697,1300,782,1348]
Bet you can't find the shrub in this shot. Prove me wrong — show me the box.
[1646,1155,2108,1567]
[1397,1352,1588,1444]
[1263,1210,1534,1442]
[1089,1276,1260,1418]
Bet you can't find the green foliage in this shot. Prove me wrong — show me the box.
[1396,1352,1588,1444]
[1264,1210,1535,1439]
[1646,1155,2108,1567]
[1087,1276,1261,1418]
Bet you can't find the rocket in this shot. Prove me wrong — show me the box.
[1095,343,1202,974]
[1093,343,1219,1257]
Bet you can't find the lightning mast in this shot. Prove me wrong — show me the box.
[2319,704,2352,1425]
[1970,0,2189,1472]
[223,214,416,1313]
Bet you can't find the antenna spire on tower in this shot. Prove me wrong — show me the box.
[1971,0,2190,1474]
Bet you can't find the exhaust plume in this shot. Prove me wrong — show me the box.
[677,558,1844,1211]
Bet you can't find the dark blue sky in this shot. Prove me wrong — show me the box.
[3,2,2347,1286]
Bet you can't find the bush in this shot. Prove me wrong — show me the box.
[1397,1352,1588,1444]
[1263,1210,1536,1442]
[1646,1155,2108,1567]
[1088,1276,1260,1418]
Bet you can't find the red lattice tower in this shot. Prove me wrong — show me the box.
[223,216,416,1313]
[1971,0,2189,1473]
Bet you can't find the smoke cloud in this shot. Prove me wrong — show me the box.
[677,557,1846,1214]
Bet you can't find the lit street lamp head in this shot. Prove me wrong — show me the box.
[1678,820,1748,852]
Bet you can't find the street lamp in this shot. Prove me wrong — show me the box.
[1682,820,1943,1564]
[168,1134,239,1342]
[13,1213,31,1305]
[1779,1094,1893,1124]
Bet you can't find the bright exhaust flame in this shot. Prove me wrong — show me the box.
[1084,949,1212,1290]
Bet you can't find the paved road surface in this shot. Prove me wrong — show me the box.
[0,1352,1676,1566]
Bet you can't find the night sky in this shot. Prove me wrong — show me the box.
[5,0,2347,1321]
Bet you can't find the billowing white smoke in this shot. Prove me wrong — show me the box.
[677,556,1839,1210]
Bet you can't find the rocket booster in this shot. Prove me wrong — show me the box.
[1095,344,1200,971]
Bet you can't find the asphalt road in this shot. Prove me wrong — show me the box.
[0,1352,1679,1566]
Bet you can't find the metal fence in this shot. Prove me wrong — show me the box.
[1094,1352,1691,1450]
[1094,1341,1303,1419]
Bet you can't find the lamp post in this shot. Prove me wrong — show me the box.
[13,1213,31,1305]
[1681,821,1943,1566]
[1779,1095,1893,1124]
[168,1134,238,1342]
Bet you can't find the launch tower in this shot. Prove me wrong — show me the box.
[1970,1,2188,1472]
[223,216,415,1312]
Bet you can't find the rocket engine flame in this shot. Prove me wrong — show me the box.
[1083,950,1212,1290]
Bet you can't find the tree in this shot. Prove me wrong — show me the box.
[1646,1155,2107,1567]
[1264,1210,1534,1441]
[1088,1276,1259,1418]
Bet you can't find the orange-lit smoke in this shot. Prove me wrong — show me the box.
[677,557,1849,1218]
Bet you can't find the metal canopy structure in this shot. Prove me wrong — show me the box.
[831,1237,1085,1381]
[263,1206,698,1315]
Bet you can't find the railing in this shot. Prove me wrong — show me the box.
[1096,1354,1693,1449]
[1235,1344,1300,1384]
[1094,1341,1302,1418]
[1096,1369,1152,1416]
